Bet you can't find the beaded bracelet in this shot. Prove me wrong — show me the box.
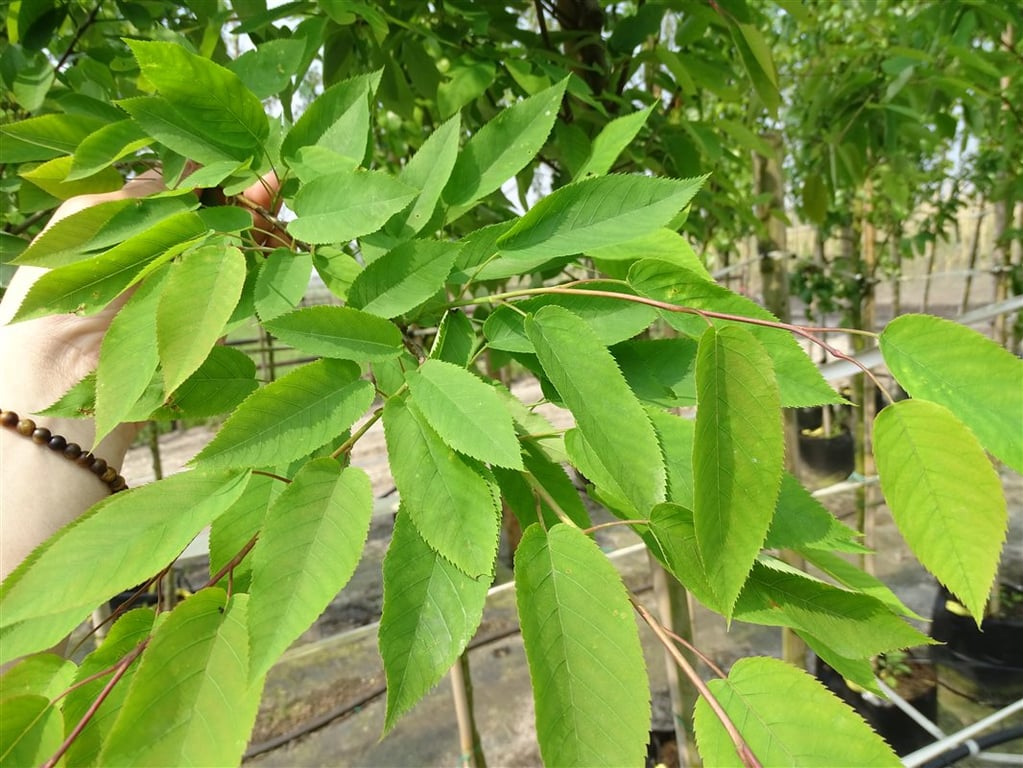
[0,409,128,493]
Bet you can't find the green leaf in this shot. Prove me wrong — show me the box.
[117,96,242,164]
[347,240,459,318]
[430,309,477,367]
[630,260,842,407]
[208,473,274,594]
[405,359,523,469]
[483,283,657,353]
[379,512,490,732]
[254,249,313,321]
[515,524,650,767]
[443,78,567,219]
[613,338,698,408]
[227,38,305,99]
[575,104,655,178]
[874,399,1007,622]
[693,326,783,615]
[1,113,106,155]
[11,210,207,322]
[127,40,268,153]
[645,503,717,607]
[281,69,381,165]
[63,609,155,766]
[730,22,781,115]
[152,346,258,420]
[0,653,75,699]
[95,267,166,445]
[496,174,706,263]
[648,409,696,507]
[0,695,62,766]
[694,657,900,767]
[15,196,198,268]
[263,305,403,361]
[248,461,372,678]
[157,244,247,394]
[526,305,665,515]
[765,473,866,554]
[383,397,500,578]
[880,314,1023,473]
[101,591,261,767]
[193,359,374,470]
[386,114,461,238]
[733,560,931,657]
[495,447,592,531]
[437,60,495,118]
[288,169,418,245]
[0,470,249,665]
[588,229,711,280]
[20,156,122,199]
[68,119,151,180]
[564,429,639,517]
[801,549,919,620]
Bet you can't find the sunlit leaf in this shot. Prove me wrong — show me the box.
[874,399,1007,622]
[263,305,403,361]
[516,524,649,767]
[694,657,900,767]
[347,239,459,318]
[880,314,1023,473]
[192,359,374,470]
[248,461,373,678]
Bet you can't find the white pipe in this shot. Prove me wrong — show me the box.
[901,698,1023,768]
[874,676,945,741]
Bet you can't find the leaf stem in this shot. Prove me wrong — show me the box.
[252,469,292,484]
[582,519,649,535]
[523,472,577,528]
[332,407,383,459]
[632,596,762,768]
[204,533,259,589]
[42,640,147,768]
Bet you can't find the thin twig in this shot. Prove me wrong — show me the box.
[582,519,649,535]
[632,597,762,768]
[55,3,102,72]
[42,640,147,768]
[252,469,292,484]
[331,408,383,459]
[204,533,259,589]
[523,472,577,528]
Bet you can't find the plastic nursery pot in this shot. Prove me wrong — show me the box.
[814,654,938,757]
[797,425,855,477]
[929,582,1023,708]
[796,406,824,431]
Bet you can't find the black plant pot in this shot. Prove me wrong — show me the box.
[796,406,823,431]
[814,656,937,757]
[929,583,1023,707]
[797,426,855,476]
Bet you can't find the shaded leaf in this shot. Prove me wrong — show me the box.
[379,512,489,732]
[694,326,783,615]
[254,249,313,321]
[0,695,62,766]
[576,104,655,178]
[629,260,841,407]
[68,119,151,180]
[516,524,649,767]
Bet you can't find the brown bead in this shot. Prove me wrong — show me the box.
[100,467,118,483]
[0,410,18,427]
[31,427,51,444]
[110,476,128,493]
[63,442,83,460]
[16,419,35,436]
[75,451,94,467]
[47,435,67,452]
[90,458,108,476]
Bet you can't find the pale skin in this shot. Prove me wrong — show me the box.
[0,170,281,583]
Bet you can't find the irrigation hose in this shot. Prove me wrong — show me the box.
[918,724,1023,768]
